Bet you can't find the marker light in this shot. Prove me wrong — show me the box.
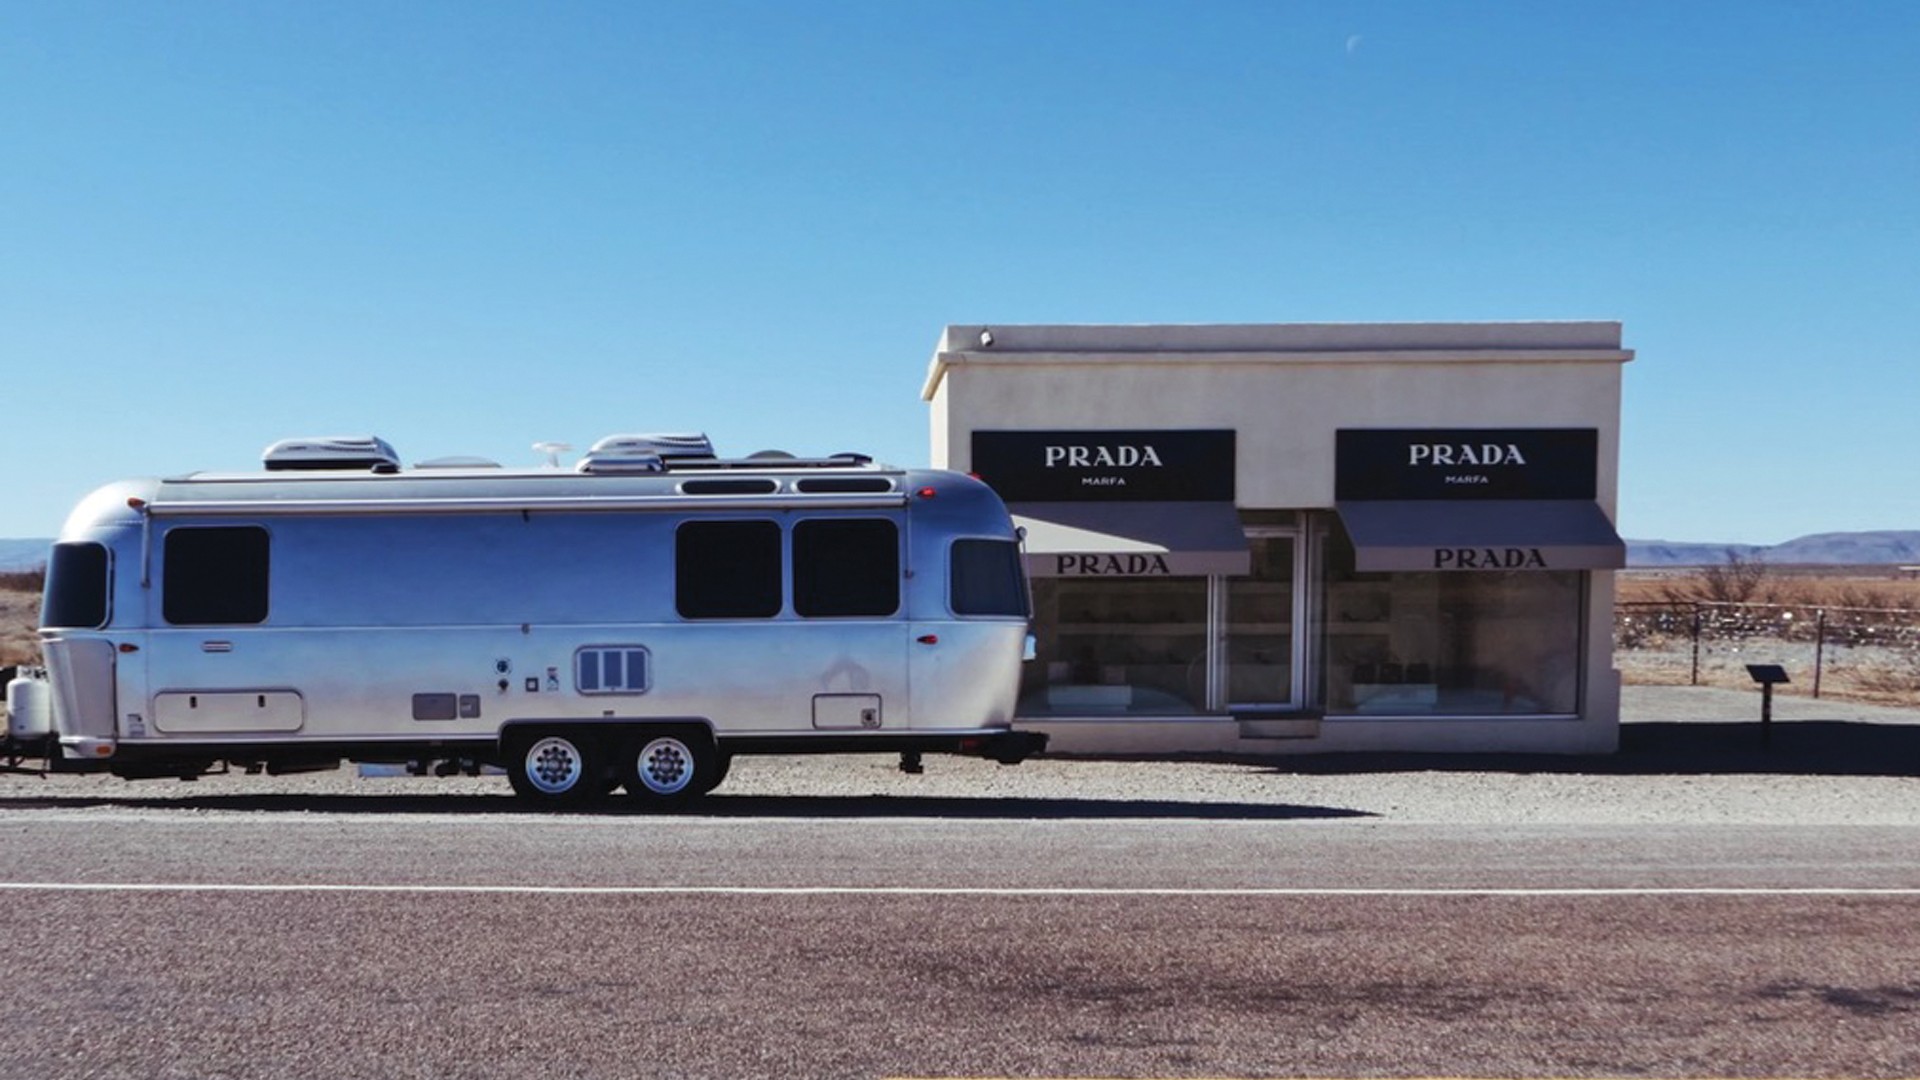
[916,487,938,499]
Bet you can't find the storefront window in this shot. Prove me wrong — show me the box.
[1225,536,1294,706]
[1320,524,1582,715]
[1020,577,1208,716]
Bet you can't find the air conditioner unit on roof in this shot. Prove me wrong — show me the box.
[263,436,401,472]
[586,433,716,461]
[575,449,665,475]
[577,432,716,474]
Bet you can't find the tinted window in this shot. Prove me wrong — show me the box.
[793,519,899,617]
[676,520,782,619]
[681,479,778,495]
[951,539,1029,617]
[794,477,893,494]
[41,542,109,629]
[164,527,270,625]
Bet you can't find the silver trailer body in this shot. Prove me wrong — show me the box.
[25,439,1038,801]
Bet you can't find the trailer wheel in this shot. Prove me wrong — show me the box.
[507,732,602,804]
[621,729,716,804]
[703,751,732,795]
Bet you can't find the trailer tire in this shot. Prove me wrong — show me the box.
[620,728,717,805]
[506,731,604,806]
[702,751,732,796]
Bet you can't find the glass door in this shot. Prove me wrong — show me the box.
[1223,533,1300,709]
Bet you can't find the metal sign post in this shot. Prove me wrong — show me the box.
[1746,664,1790,749]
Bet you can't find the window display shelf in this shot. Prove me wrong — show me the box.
[1055,623,1205,635]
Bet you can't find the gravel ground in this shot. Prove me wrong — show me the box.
[1621,681,1920,723]
[6,684,1919,828]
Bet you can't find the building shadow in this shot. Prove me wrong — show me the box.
[1252,720,1920,778]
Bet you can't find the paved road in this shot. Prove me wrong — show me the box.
[3,787,1918,1080]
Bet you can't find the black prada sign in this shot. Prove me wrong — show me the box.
[1051,553,1174,576]
[1336,428,1598,501]
[971,430,1235,502]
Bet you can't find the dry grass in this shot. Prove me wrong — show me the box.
[1619,567,1920,611]
[1617,568,1920,706]
[0,586,39,667]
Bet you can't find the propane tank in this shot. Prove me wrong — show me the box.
[6,673,52,740]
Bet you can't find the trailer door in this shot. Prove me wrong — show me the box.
[912,537,1029,728]
[671,517,910,733]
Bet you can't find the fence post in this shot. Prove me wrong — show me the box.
[1690,605,1702,686]
[1813,609,1826,700]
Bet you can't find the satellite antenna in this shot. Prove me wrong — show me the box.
[532,441,573,469]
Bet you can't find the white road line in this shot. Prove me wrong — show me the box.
[0,810,1141,825]
[3,883,1919,897]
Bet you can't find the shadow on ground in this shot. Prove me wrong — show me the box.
[0,790,1374,821]
[1254,720,1920,778]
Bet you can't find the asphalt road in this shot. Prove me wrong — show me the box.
[4,767,1919,1080]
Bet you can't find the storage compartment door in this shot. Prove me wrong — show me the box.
[812,693,883,730]
[153,690,305,733]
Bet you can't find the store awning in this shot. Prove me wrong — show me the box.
[1010,501,1251,577]
[1336,500,1626,572]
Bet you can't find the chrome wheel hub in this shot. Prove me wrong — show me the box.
[638,737,693,795]
[525,736,584,795]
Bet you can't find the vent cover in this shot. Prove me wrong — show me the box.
[588,433,715,461]
[577,433,715,475]
[263,436,400,472]
[413,456,502,470]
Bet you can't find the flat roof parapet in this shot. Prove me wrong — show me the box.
[924,321,1633,400]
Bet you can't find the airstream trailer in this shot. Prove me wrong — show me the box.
[9,434,1042,804]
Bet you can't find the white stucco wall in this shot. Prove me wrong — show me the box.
[927,322,1629,517]
[924,322,1634,756]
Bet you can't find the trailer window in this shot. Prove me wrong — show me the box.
[676,520,782,619]
[164,526,270,625]
[793,519,898,617]
[950,539,1029,617]
[794,477,893,494]
[576,646,650,694]
[42,542,110,629]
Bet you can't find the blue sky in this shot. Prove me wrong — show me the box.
[3,0,1916,544]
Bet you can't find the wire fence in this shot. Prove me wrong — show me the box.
[1616,601,1920,704]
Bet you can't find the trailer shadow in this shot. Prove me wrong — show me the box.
[0,791,1374,821]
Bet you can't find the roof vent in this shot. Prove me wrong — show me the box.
[575,448,665,475]
[263,436,400,472]
[414,456,502,470]
[576,432,715,474]
[587,433,716,462]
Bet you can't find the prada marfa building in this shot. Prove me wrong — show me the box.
[923,322,1635,755]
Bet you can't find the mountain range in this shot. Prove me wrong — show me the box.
[6,533,1919,574]
[0,539,50,573]
[1627,531,1920,567]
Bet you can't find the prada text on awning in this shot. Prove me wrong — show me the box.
[1335,499,1626,572]
[1011,501,1252,577]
